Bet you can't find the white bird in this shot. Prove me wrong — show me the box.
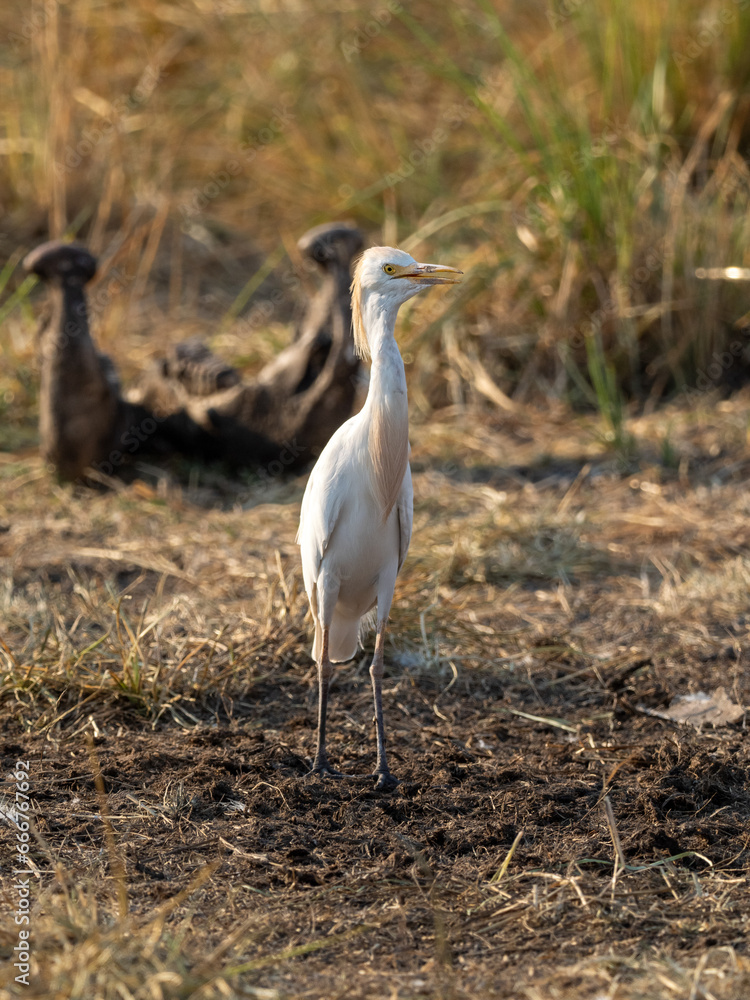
[297,246,463,790]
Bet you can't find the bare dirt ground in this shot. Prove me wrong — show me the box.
[1,401,749,999]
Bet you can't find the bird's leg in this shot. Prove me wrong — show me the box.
[370,619,398,791]
[309,626,344,779]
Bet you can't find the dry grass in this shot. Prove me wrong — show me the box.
[3,0,750,433]
[2,398,750,999]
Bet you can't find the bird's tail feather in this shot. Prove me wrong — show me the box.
[311,609,377,663]
[312,614,358,663]
[327,612,360,663]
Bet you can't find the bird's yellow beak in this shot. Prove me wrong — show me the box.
[400,262,463,285]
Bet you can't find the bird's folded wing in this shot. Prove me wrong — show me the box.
[297,460,345,580]
[396,465,413,571]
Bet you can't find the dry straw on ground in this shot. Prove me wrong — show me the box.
[2,399,749,999]
[2,2,750,997]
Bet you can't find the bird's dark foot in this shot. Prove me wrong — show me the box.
[373,770,399,792]
[307,761,347,779]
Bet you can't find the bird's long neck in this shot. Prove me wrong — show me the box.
[360,294,409,520]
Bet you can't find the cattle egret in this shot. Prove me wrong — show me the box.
[297,246,463,790]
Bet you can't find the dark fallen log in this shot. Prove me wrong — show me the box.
[25,221,364,480]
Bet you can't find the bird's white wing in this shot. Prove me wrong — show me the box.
[297,423,352,586]
[396,462,413,571]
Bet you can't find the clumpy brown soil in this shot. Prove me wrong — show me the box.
[2,644,748,998]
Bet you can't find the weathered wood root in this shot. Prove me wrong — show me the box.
[131,221,364,470]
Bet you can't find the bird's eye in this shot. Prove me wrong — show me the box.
[383,264,396,275]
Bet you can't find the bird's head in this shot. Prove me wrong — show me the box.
[351,246,462,359]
